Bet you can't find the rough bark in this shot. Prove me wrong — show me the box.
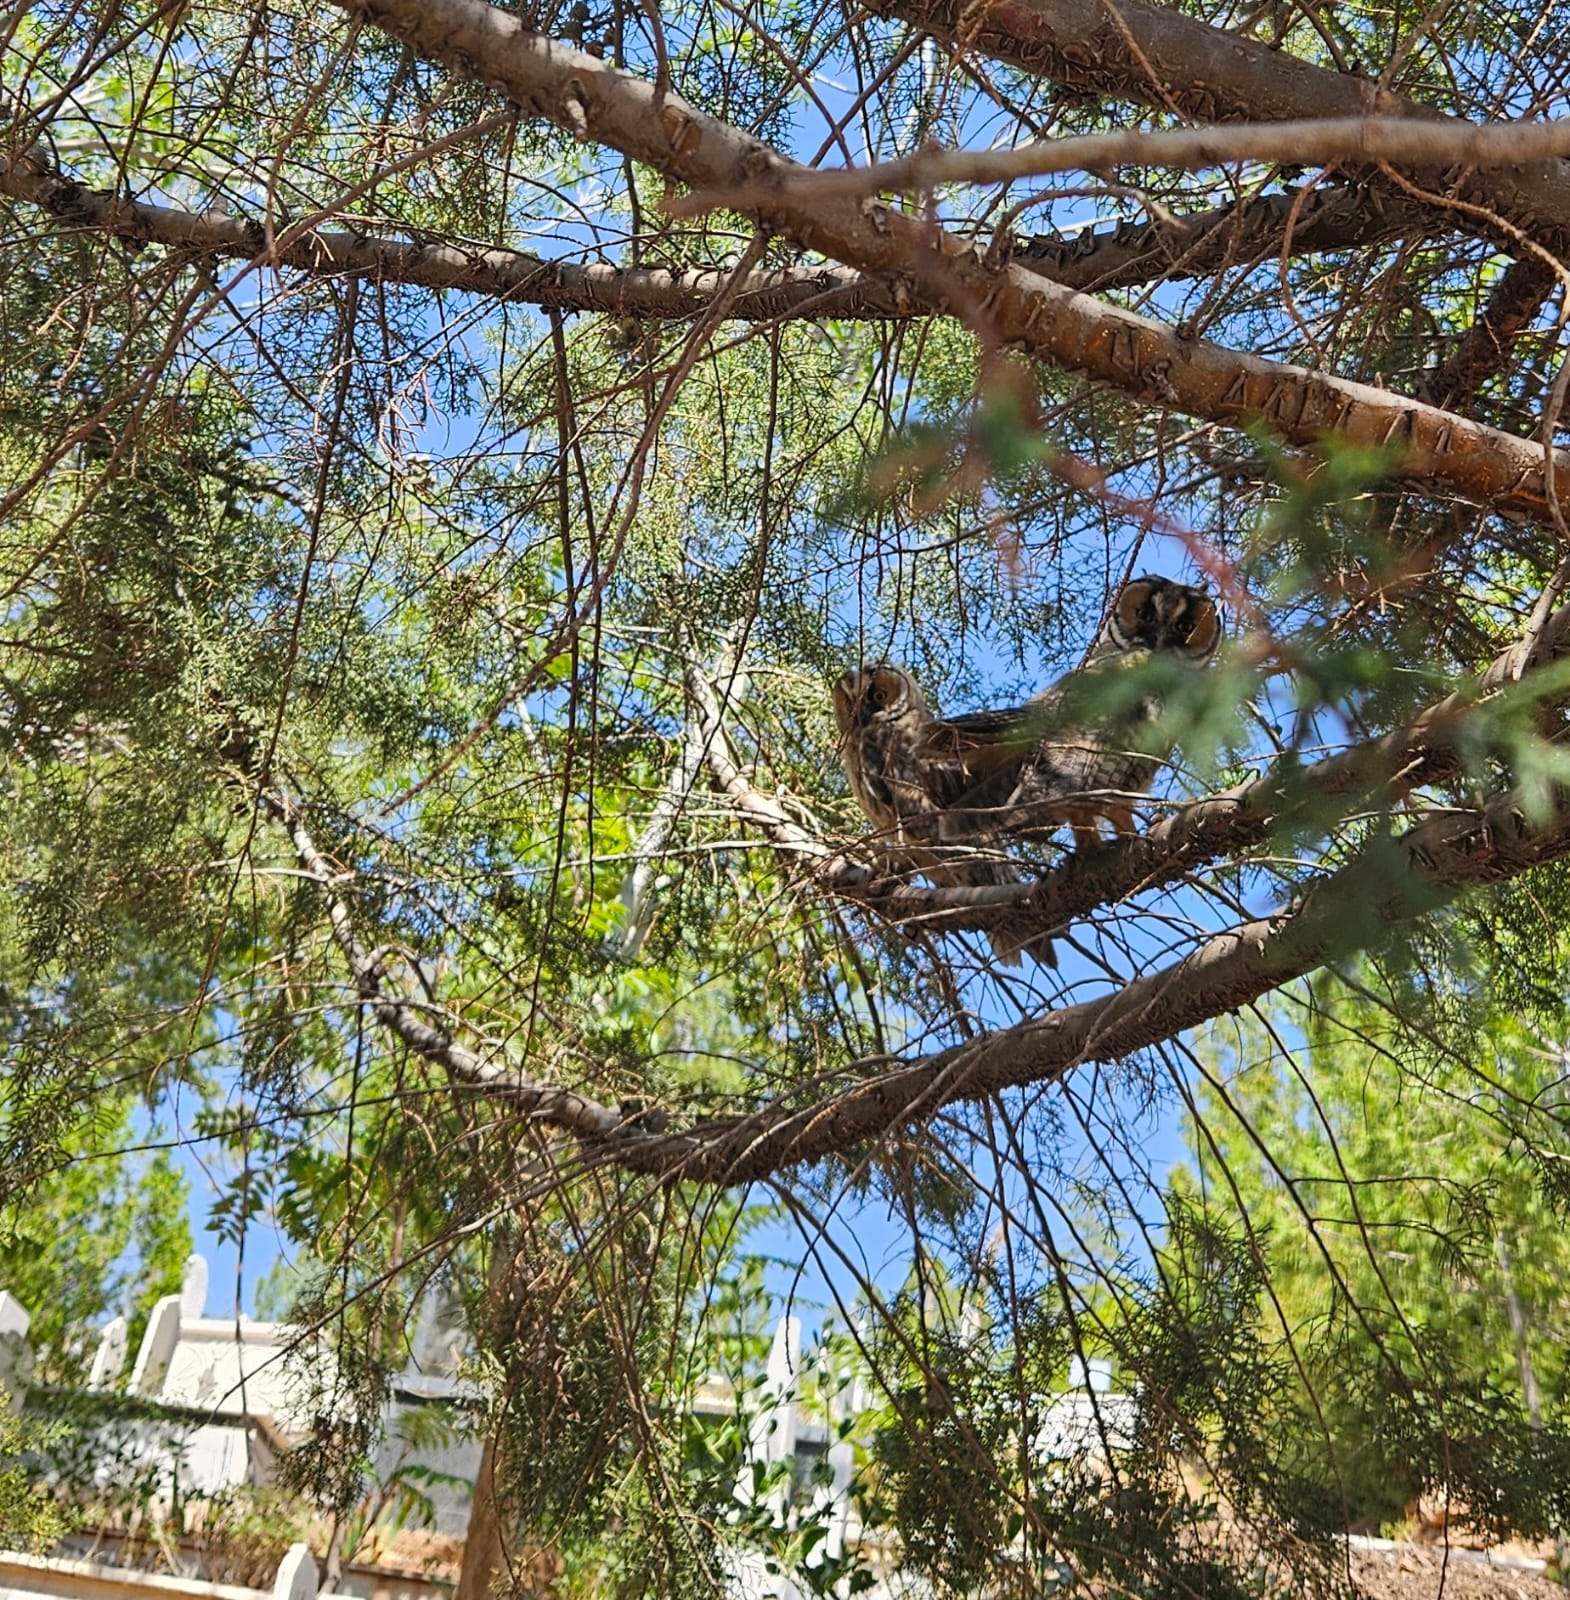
[1014,180,1432,293]
[866,0,1570,257]
[324,0,1570,524]
[1,146,1425,319]
[1421,256,1558,411]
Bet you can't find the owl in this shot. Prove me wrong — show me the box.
[928,576,1222,848]
[833,663,1047,966]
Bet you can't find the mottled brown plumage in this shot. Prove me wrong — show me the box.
[833,663,1045,966]
[929,577,1223,848]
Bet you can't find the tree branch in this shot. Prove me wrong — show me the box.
[867,0,1570,258]
[1421,255,1558,411]
[263,786,632,1142]
[268,640,1570,1187]
[324,0,1570,525]
[2,137,1426,327]
[697,600,1570,955]
[1014,180,1432,293]
[680,115,1570,207]
[597,776,1570,1184]
[0,148,903,322]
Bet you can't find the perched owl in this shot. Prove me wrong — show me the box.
[833,664,1048,966]
[928,576,1222,848]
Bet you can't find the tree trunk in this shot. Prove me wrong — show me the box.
[455,1423,507,1600]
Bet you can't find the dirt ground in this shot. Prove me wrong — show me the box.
[1349,1543,1561,1600]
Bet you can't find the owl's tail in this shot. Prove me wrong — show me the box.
[966,855,1056,969]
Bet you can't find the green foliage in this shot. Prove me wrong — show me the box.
[0,1388,66,1554]
[0,1096,190,1384]
[7,0,1570,1592]
[1181,976,1570,1530]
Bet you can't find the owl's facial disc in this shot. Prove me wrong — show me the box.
[1114,576,1221,656]
[866,668,904,711]
[834,664,907,733]
[1182,596,1221,657]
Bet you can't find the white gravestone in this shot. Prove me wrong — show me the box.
[88,1315,129,1391]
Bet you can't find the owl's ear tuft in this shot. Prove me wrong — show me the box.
[832,669,865,732]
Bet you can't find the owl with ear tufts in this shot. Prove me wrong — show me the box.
[928,576,1223,848]
[833,663,1050,967]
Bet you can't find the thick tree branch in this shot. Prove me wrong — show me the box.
[1,139,1424,323]
[604,777,1570,1183]
[1014,181,1432,293]
[0,148,901,321]
[867,0,1570,258]
[325,0,1570,524]
[1421,256,1558,411]
[273,753,1570,1186]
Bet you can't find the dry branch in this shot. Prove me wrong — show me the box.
[868,0,1570,257]
[327,0,1570,524]
[684,115,1570,205]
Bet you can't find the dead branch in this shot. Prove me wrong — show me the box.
[325,0,1570,524]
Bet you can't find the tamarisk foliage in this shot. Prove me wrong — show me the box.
[6,0,1570,1591]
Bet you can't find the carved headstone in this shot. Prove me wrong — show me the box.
[0,1292,30,1339]
[0,1292,33,1401]
[128,1295,182,1396]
